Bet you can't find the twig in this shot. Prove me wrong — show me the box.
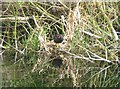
[59,49,95,63]
[82,30,102,39]
[0,16,31,22]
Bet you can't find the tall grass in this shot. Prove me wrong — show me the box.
[1,1,120,87]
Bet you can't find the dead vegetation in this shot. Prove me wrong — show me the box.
[1,1,120,87]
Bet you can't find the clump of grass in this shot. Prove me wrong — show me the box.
[1,1,120,87]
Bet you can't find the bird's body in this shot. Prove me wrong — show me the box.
[52,57,63,68]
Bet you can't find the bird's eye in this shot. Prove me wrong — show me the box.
[58,35,60,38]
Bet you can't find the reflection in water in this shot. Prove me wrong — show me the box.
[2,49,32,87]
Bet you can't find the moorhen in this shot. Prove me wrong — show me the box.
[52,57,63,68]
[53,34,63,43]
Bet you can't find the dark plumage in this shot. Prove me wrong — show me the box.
[53,34,63,43]
[52,57,63,68]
